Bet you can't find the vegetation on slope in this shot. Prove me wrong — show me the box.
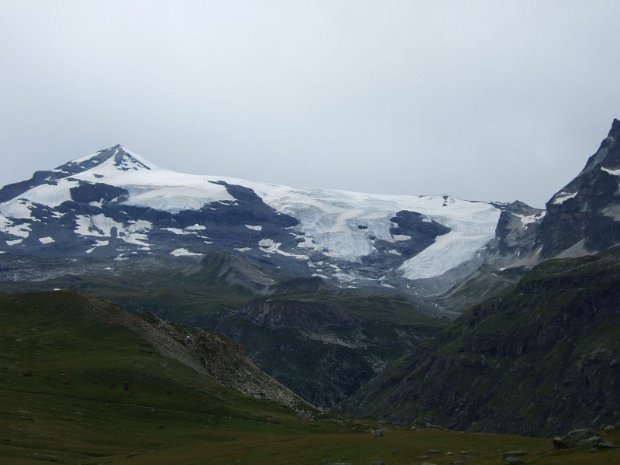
[342,247,620,436]
[1,291,619,464]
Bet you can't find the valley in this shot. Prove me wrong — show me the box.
[1,120,620,463]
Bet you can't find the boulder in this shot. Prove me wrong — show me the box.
[552,428,600,449]
[504,458,525,465]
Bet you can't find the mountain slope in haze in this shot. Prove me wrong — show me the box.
[341,247,620,436]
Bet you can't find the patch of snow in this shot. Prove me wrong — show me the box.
[75,214,119,237]
[75,215,151,247]
[235,183,501,267]
[381,283,395,288]
[6,239,23,246]
[185,224,206,231]
[70,150,103,164]
[552,191,578,205]
[312,273,329,279]
[392,234,411,242]
[513,211,545,228]
[387,249,401,255]
[258,238,308,259]
[601,166,620,176]
[38,236,55,244]
[235,247,252,252]
[161,227,194,235]
[399,228,494,280]
[170,248,204,257]
[259,238,280,253]
[3,221,32,239]
[245,224,263,231]
[85,240,109,254]
[0,199,34,219]
[14,179,79,208]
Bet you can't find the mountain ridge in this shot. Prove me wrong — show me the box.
[0,144,504,294]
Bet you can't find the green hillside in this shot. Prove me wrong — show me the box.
[342,247,620,436]
[1,291,619,464]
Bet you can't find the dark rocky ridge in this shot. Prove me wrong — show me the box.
[341,247,620,436]
[207,294,447,408]
[536,119,620,257]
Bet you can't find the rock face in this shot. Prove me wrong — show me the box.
[207,293,447,408]
[340,247,620,436]
[124,308,312,412]
[536,119,620,257]
[488,201,544,266]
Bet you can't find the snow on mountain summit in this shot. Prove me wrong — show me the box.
[0,145,505,284]
[57,144,156,174]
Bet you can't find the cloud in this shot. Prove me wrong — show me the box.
[1,0,619,207]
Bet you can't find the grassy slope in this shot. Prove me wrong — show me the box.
[2,292,618,464]
[0,291,314,463]
[342,248,620,436]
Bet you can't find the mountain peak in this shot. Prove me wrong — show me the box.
[576,119,620,176]
[609,118,620,139]
[63,145,155,174]
[108,145,154,172]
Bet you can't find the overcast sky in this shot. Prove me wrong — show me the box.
[1,1,619,207]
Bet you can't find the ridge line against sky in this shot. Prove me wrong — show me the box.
[1,0,619,208]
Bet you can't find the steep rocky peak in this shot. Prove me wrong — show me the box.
[579,119,620,176]
[62,144,154,173]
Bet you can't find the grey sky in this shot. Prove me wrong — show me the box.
[1,1,619,208]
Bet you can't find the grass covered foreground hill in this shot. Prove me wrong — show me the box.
[0,265,451,410]
[1,291,620,464]
[342,247,620,437]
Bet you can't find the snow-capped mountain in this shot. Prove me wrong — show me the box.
[0,144,504,290]
[2,120,619,293]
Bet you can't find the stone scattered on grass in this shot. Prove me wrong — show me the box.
[504,457,525,465]
[552,427,618,450]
